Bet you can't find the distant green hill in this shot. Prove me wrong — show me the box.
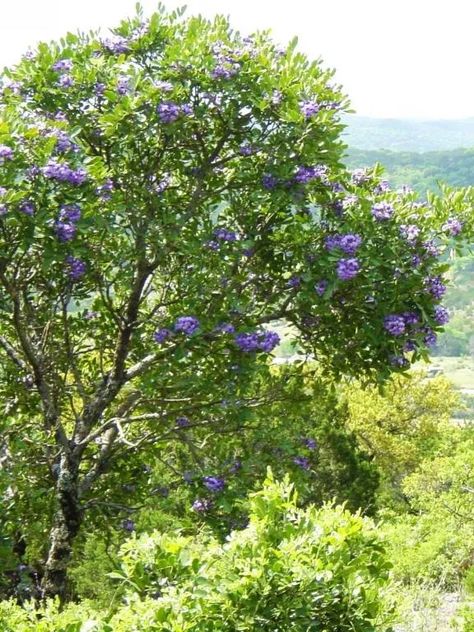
[343,116,474,152]
[345,147,474,195]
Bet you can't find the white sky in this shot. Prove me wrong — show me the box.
[0,0,472,120]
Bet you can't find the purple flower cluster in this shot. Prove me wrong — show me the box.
[390,355,409,368]
[299,100,320,118]
[174,316,200,336]
[214,227,237,242]
[154,327,172,343]
[96,179,114,200]
[293,456,310,470]
[203,476,225,493]
[157,101,192,123]
[383,315,406,336]
[0,145,13,164]
[121,519,135,532]
[287,275,301,288]
[66,255,86,281]
[400,224,420,243]
[43,160,87,185]
[422,327,437,347]
[19,200,35,216]
[433,305,449,325]
[54,131,79,154]
[57,75,74,88]
[239,142,256,156]
[371,201,394,221]
[325,233,362,255]
[52,59,73,73]
[262,174,278,190]
[336,258,360,280]
[302,437,317,449]
[176,416,190,428]
[424,275,446,299]
[102,36,130,54]
[55,204,81,242]
[215,322,236,334]
[442,217,463,236]
[314,280,328,296]
[192,498,213,513]
[116,76,130,95]
[423,240,440,257]
[234,330,280,353]
[294,164,327,184]
[351,169,370,185]
[401,311,419,325]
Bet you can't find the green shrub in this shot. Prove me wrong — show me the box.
[0,472,394,631]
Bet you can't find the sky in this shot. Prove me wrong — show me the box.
[0,0,472,120]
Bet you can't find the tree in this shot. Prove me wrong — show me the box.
[0,5,471,600]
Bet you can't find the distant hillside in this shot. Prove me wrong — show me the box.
[345,147,474,195]
[343,116,474,151]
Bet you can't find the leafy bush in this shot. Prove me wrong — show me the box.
[0,472,394,631]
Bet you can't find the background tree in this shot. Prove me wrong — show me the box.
[0,5,471,601]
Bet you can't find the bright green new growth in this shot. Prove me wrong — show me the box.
[0,472,394,631]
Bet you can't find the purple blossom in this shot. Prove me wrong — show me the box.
[52,59,73,73]
[59,204,81,223]
[390,355,409,368]
[339,233,362,255]
[121,519,135,532]
[403,340,417,352]
[0,186,7,197]
[192,498,212,513]
[94,82,106,97]
[176,416,190,428]
[262,174,278,190]
[302,437,317,449]
[434,305,449,325]
[383,315,406,336]
[402,311,419,325]
[300,100,320,118]
[155,80,173,91]
[96,179,114,200]
[55,131,79,154]
[0,145,13,163]
[325,234,341,251]
[424,276,446,299]
[342,195,358,209]
[157,101,181,123]
[287,275,301,288]
[215,322,235,334]
[294,164,328,185]
[239,142,256,156]
[412,255,422,267]
[102,36,130,54]
[234,330,280,353]
[211,65,237,80]
[55,222,76,242]
[371,201,394,221]
[400,224,420,243]
[19,200,35,216]
[174,316,200,336]
[203,476,225,493]
[336,258,360,281]
[43,160,87,185]
[206,240,220,251]
[116,76,130,95]
[374,180,391,194]
[0,204,7,216]
[442,217,463,236]
[154,328,172,344]
[66,256,86,280]
[351,168,370,185]
[214,227,238,242]
[423,240,440,257]
[57,75,74,88]
[293,456,310,470]
[423,327,437,347]
[314,280,328,296]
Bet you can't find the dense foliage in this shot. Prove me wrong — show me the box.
[0,473,395,631]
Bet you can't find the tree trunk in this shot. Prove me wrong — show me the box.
[41,453,82,602]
